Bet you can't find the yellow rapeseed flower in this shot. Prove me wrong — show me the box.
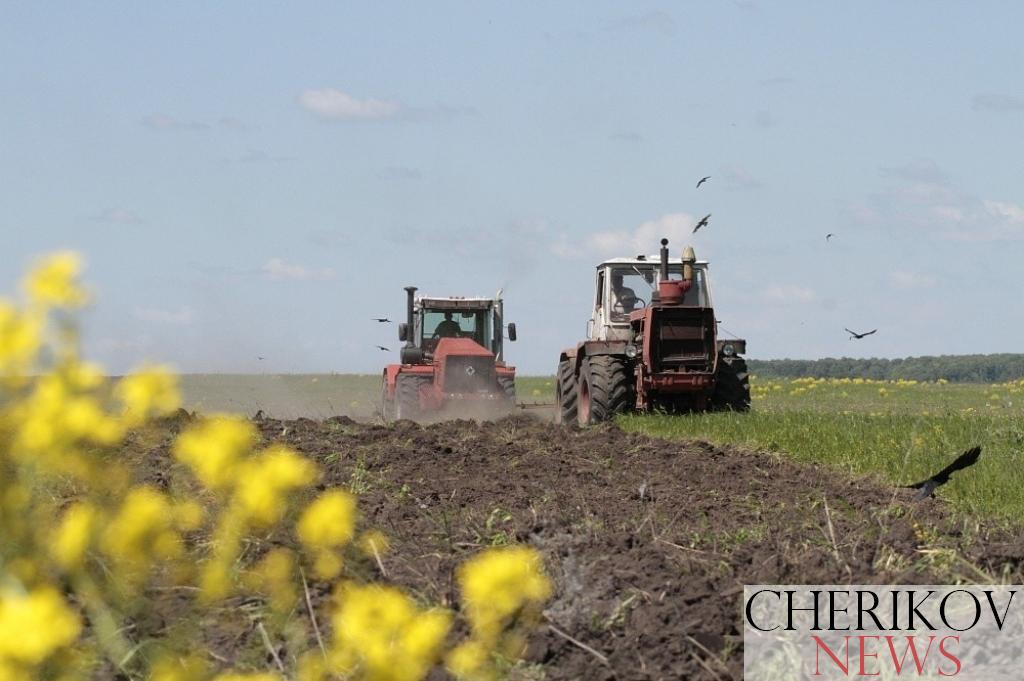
[457,546,551,640]
[23,251,88,308]
[330,584,451,681]
[51,502,98,570]
[0,300,41,377]
[116,366,181,422]
[102,487,183,569]
[234,446,317,526]
[0,587,80,664]
[174,416,257,490]
[297,490,357,550]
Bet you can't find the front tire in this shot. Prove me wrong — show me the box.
[555,360,577,425]
[396,375,426,420]
[711,357,751,412]
[577,355,634,426]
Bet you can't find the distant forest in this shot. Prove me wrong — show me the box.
[746,354,1024,383]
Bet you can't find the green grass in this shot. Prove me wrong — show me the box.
[619,377,1024,521]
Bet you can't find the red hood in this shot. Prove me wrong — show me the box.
[434,337,493,359]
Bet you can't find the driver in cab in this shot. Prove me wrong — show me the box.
[433,312,462,339]
[610,272,639,314]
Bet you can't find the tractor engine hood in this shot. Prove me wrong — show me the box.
[434,338,497,394]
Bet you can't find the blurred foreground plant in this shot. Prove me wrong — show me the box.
[0,253,550,680]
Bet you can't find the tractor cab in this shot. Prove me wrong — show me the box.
[589,252,711,342]
[398,289,516,365]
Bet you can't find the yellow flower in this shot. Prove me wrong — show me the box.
[330,584,451,681]
[234,446,317,526]
[297,490,357,550]
[51,502,98,570]
[457,546,551,640]
[22,251,88,308]
[447,640,490,679]
[0,587,81,664]
[174,416,257,490]
[0,300,41,377]
[359,529,391,557]
[213,675,280,681]
[245,549,297,614]
[116,366,181,422]
[102,487,183,568]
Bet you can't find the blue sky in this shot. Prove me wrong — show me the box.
[2,2,1022,374]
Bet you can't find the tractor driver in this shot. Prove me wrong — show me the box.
[433,312,462,339]
[610,272,639,314]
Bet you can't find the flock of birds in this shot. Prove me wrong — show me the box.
[693,175,876,343]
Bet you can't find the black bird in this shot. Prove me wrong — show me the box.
[375,345,390,352]
[257,356,265,361]
[826,233,835,241]
[905,446,982,501]
[372,318,392,323]
[696,176,711,189]
[845,327,877,340]
[692,213,711,234]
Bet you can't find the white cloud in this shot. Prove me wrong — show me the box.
[761,285,817,304]
[134,305,195,325]
[262,257,335,281]
[298,88,400,120]
[584,213,699,258]
[890,270,937,289]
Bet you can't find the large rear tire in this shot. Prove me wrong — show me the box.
[711,357,751,412]
[577,355,634,426]
[555,360,577,425]
[396,375,426,420]
[498,376,516,403]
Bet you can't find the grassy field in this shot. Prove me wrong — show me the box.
[620,376,1024,522]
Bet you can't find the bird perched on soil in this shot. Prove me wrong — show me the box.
[375,345,390,352]
[696,175,711,189]
[845,327,877,340]
[692,213,711,234]
[905,446,982,501]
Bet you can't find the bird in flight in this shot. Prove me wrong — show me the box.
[372,318,392,323]
[375,345,391,352]
[696,176,711,189]
[826,233,835,241]
[905,446,982,501]
[845,327,877,340]
[692,213,711,234]
[257,356,265,360]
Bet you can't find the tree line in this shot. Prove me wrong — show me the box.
[746,354,1024,383]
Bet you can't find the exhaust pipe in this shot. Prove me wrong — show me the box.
[404,286,417,347]
[659,238,670,280]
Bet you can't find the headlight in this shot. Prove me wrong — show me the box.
[625,345,639,359]
[722,343,735,357]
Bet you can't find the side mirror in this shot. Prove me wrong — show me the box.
[398,323,408,342]
[507,323,517,342]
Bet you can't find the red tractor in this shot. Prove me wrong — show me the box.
[381,287,517,420]
[556,238,750,426]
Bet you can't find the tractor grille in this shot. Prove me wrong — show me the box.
[653,308,715,372]
[444,356,497,394]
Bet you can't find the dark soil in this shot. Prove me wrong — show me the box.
[237,414,1024,681]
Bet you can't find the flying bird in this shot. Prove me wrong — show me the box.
[257,356,265,361]
[845,328,877,340]
[905,446,982,501]
[696,176,711,189]
[692,213,711,234]
[372,318,392,323]
[375,346,391,352]
[826,233,835,241]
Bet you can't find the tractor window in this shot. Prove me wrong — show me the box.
[423,309,492,347]
[609,267,654,322]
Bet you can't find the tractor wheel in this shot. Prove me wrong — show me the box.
[577,355,634,426]
[497,376,516,403]
[711,357,751,412]
[380,376,396,422]
[555,360,577,425]
[395,375,425,420]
